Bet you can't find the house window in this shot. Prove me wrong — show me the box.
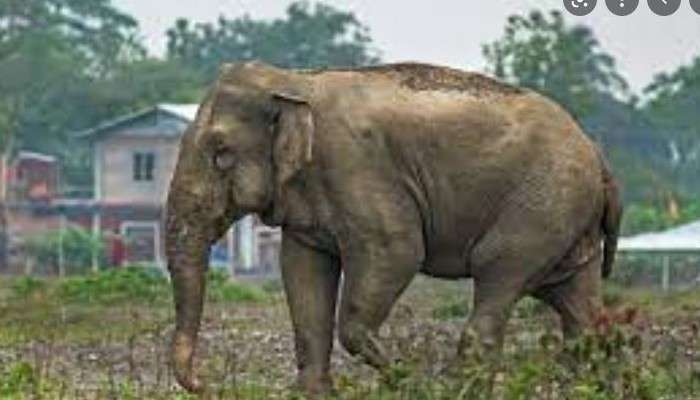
[133,152,155,181]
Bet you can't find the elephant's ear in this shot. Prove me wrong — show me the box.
[271,92,314,187]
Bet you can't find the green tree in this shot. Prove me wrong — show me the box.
[0,0,145,154]
[0,0,143,75]
[644,56,700,195]
[166,1,380,80]
[87,59,205,112]
[0,0,143,268]
[482,10,627,119]
[482,9,677,216]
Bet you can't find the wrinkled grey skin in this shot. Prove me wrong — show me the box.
[165,61,622,396]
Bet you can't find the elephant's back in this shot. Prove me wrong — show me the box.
[303,62,527,101]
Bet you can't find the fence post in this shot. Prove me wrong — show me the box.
[58,213,66,278]
[661,254,670,292]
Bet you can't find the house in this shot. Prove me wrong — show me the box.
[4,151,63,240]
[75,104,281,274]
[7,151,60,203]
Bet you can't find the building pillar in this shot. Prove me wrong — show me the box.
[237,215,256,271]
[91,209,101,273]
[227,226,235,278]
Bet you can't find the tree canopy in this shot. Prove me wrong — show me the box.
[166,1,379,80]
[483,10,628,119]
[0,0,143,154]
[483,9,700,232]
[643,56,700,194]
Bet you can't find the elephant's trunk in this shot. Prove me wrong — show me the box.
[165,117,242,392]
[165,123,224,393]
[166,211,210,393]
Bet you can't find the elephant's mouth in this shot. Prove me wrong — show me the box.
[258,204,281,227]
[257,189,284,227]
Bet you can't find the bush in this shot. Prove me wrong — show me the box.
[58,267,168,304]
[9,276,46,300]
[9,266,270,306]
[206,269,268,303]
[24,226,104,275]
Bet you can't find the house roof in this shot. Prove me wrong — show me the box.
[75,103,199,140]
[619,220,700,252]
[159,104,200,121]
[17,151,57,163]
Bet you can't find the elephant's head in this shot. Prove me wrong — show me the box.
[165,62,314,392]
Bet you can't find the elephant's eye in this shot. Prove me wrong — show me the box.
[269,110,282,132]
[272,110,281,124]
[214,151,236,170]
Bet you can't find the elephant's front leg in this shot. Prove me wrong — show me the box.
[337,233,423,371]
[281,235,340,397]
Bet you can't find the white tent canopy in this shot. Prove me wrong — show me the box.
[619,220,700,252]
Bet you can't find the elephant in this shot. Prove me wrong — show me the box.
[165,61,622,396]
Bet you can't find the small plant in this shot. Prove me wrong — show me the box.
[602,283,626,306]
[261,278,284,294]
[207,269,268,303]
[512,297,547,319]
[9,276,46,300]
[432,297,470,320]
[0,362,36,397]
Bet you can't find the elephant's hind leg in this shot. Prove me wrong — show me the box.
[533,250,603,340]
[460,207,578,359]
[458,254,528,359]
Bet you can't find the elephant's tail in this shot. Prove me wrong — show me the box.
[600,158,622,279]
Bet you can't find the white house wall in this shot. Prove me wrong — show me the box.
[98,135,180,204]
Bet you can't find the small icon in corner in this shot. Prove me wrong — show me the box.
[564,0,597,16]
[648,0,681,15]
[690,0,700,14]
[606,0,639,15]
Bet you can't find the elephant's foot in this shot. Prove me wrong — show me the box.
[447,328,497,374]
[445,314,507,380]
[171,332,205,394]
[339,322,391,370]
[296,368,334,399]
[458,315,506,358]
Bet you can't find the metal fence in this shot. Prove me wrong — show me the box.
[612,251,700,291]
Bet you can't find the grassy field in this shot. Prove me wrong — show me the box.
[0,268,699,399]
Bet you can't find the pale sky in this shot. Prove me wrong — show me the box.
[114,0,700,94]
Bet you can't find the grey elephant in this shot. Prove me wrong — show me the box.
[165,61,622,396]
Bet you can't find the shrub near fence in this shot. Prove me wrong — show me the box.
[7,267,270,306]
